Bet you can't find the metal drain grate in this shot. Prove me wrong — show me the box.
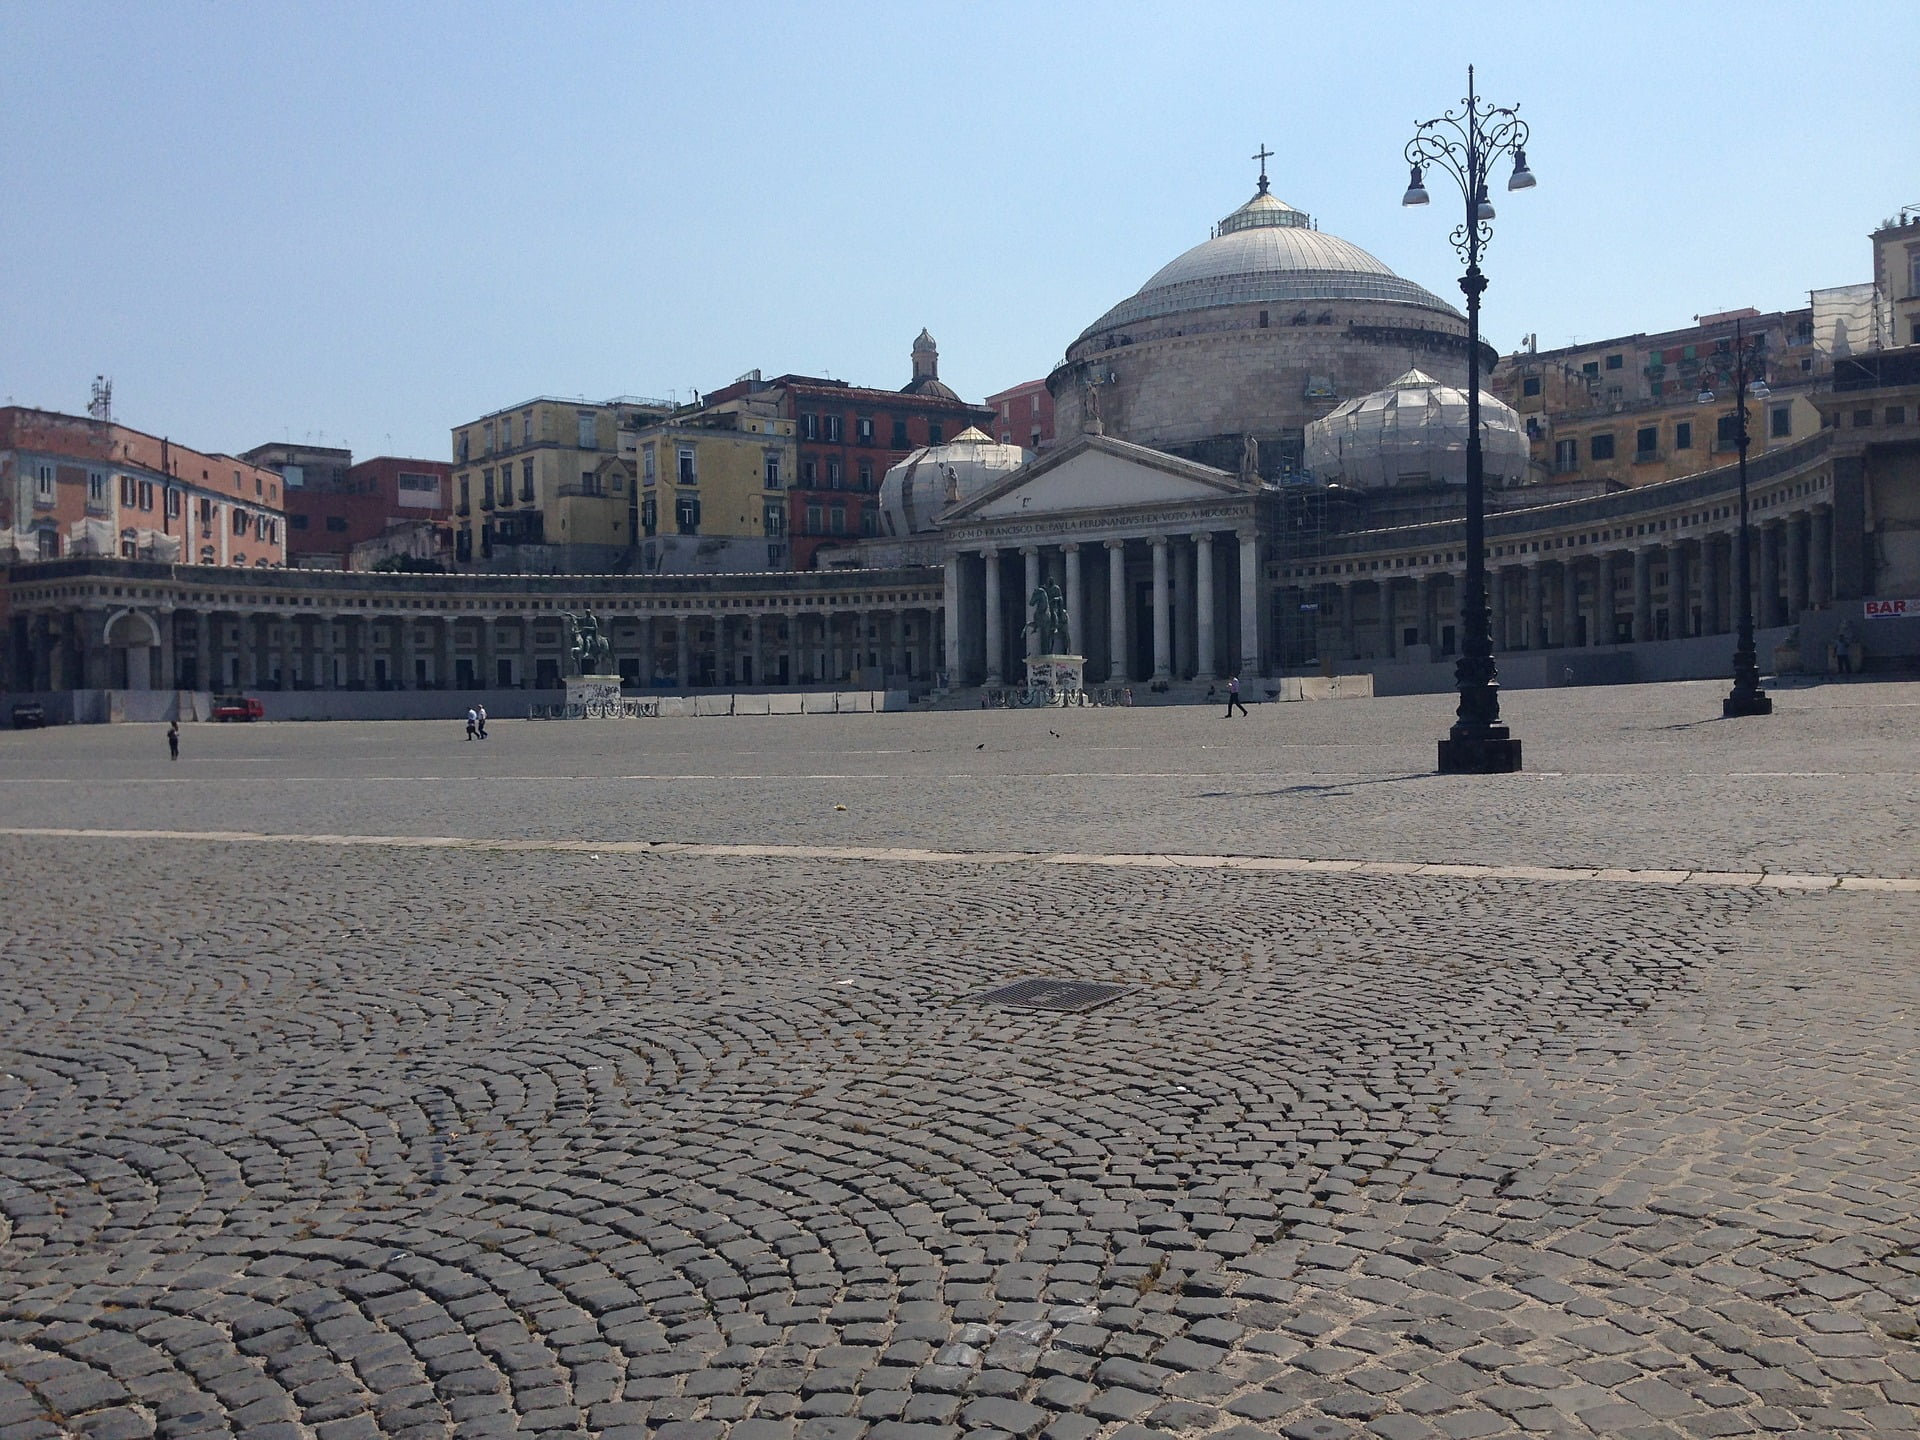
[972,978,1128,1013]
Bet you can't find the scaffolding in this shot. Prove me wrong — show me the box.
[1267,480,1362,670]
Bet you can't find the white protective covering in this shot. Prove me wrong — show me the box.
[878,427,1028,536]
[1304,369,1530,489]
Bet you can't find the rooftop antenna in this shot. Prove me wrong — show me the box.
[87,376,112,422]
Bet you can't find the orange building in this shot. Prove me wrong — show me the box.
[2,406,287,568]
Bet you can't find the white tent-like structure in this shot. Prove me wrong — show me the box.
[1303,368,1529,489]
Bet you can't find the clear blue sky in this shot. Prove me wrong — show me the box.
[4,2,1915,461]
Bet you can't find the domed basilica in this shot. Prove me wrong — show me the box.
[1047,162,1486,478]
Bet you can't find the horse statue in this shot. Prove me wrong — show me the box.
[563,610,613,676]
[1026,581,1072,656]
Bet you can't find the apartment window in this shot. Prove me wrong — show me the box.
[1853,408,1874,427]
[858,461,873,489]
[255,476,263,496]
[1581,361,1599,377]
[1522,376,1542,397]
[1605,354,1623,370]
[642,446,656,486]
[801,413,820,440]
[138,480,154,511]
[459,476,470,510]
[1911,319,1920,347]
[1554,439,1577,472]
[1910,247,1920,296]
[675,495,700,534]
[830,505,846,534]
[523,410,534,445]
[1888,406,1908,425]
[860,504,878,537]
[166,487,181,518]
[806,503,823,533]
[1635,426,1657,458]
[580,468,600,496]
[822,415,843,443]
[677,446,696,483]
[576,412,597,449]
[1770,405,1791,438]
[891,418,909,448]
[856,417,874,444]
[198,496,214,524]
[826,458,842,487]
[1718,415,1741,449]
[641,494,657,536]
[289,513,310,530]
[457,431,470,461]
[88,472,107,506]
[232,509,248,534]
[1674,421,1693,450]
[1589,433,1615,461]
[764,452,782,489]
[521,458,534,501]
[121,474,138,507]
[325,515,348,533]
[482,469,496,507]
[763,500,786,537]
[35,464,54,502]
[484,422,495,454]
[801,458,817,485]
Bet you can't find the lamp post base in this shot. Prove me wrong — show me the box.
[1722,689,1773,718]
[1438,730,1523,774]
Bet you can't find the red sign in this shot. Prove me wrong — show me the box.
[1863,598,1917,619]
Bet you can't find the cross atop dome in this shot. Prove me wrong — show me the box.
[1252,144,1273,195]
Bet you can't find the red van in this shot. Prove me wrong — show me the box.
[212,695,265,722]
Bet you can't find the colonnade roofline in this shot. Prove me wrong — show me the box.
[1308,428,1837,561]
[7,557,943,602]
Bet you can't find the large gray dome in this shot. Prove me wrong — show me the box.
[1078,188,1457,341]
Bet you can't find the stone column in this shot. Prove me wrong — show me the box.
[437,617,454,690]
[522,615,539,688]
[1417,573,1437,649]
[1339,581,1357,659]
[1560,561,1581,648]
[1150,535,1171,682]
[1173,538,1194,677]
[276,614,294,689]
[943,554,961,680]
[403,616,421,688]
[1786,511,1810,617]
[1192,532,1215,681]
[675,615,689,687]
[1380,580,1397,658]
[1105,540,1127,683]
[319,613,337,689]
[192,611,210,692]
[1524,563,1545,648]
[1809,507,1833,606]
[983,548,1004,685]
[1237,530,1260,678]
[476,617,493,690]
[1666,542,1689,639]
[1759,522,1781,628]
[1022,546,1040,659]
[1633,548,1654,643]
[1701,537,1723,636]
[1063,543,1083,658]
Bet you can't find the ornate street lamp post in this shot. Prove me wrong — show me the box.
[1403,66,1535,774]
[1708,320,1774,717]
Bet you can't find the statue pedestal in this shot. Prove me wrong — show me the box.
[565,674,623,717]
[1025,654,1085,693]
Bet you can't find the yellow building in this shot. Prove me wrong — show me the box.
[450,396,670,571]
[631,400,797,573]
[1496,308,1830,490]
[1872,209,1920,352]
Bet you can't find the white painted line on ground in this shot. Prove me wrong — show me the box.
[1,826,1913,894]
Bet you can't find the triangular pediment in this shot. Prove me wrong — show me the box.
[940,434,1248,525]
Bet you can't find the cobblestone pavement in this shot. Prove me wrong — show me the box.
[2,683,1918,1439]
[1,679,1916,877]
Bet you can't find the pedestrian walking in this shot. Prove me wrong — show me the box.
[465,707,478,740]
[166,720,179,761]
[476,703,488,739]
[1223,675,1249,717]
